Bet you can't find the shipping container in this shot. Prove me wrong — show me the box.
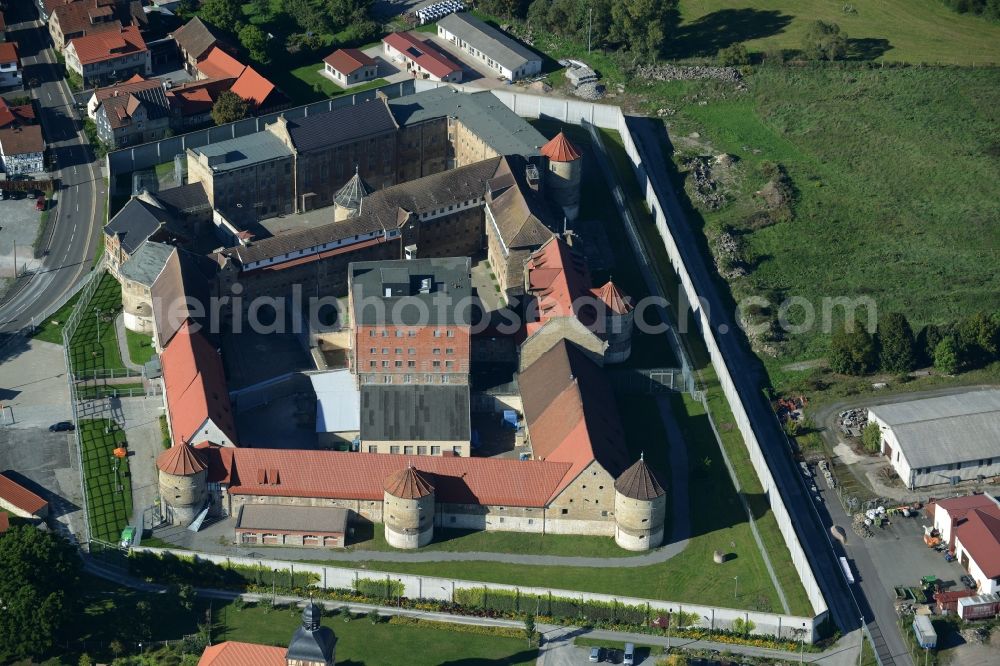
[934,589,976,613]
[912,615,937,649]
[839,556,855,584]
[957,593,1000,621]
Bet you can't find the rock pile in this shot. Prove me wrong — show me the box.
[683,156,725,210]
[572,82,605,100]
[635,64,745,87]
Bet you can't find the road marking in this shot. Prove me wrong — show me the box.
[74,166,77,175]
[76,203,79,212]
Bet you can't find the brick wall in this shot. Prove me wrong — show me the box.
[353,323,470,384]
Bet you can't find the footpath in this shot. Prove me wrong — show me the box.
[83,558,862,666]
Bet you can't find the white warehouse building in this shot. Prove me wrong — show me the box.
[437,13,542,81]
[869,390,1000,489]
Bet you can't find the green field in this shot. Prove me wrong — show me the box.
[674,0,1000,65]
[657,65,1000,368]
[79,420,132,544]
[73,576,536,665]
[30,292,80,344]
[67,274,125,375]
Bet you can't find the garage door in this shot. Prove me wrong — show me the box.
[303,535,319,547]
[262,533,280,545]
[323,536,340,548]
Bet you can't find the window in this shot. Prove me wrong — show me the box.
[498,516,504,523]
[431,446,441,455]
[561,508,568,515]
[445,348,454,354]
[447,330,455,337]
[369,330,376,337]
[601,511,608,517]
[433,330,442,337]
[390,445,400,454]
[452,446,461,455]
[382,361,390,367]
[381,348,389,354]
[432,361,441,368]
[432,348,441,355]
[395,361,403,367]
[445,361,454,368]
[370,347,377,354]
[396,330,403,337]
[404,446,414,455]
[417,446,427,455]
[368,445,377,453]
[408,348,416,355]
[408,360,416,368]
[369,361,377,368]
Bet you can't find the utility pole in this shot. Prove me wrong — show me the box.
[95,307,101,343]
[733,575,739,599]
[587,7,593,53]
[859,617,864,666]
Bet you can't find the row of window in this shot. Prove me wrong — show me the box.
[917,458,998,475]
[369,329,457,338]
[368,360,457,368]
[358,373,464,384]
[369,347,456,355]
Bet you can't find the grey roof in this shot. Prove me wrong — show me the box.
[230,212,386,266]
[171,17,225,61]
[99,85,171,129]
[487,155,555,248]
[869,390,1000,468]
[286,601,336,663]
[349,257,472,326]
[311,369,361,433]
[119,241,175,286]
[438,13,540,71]
[236,503,348,534]
[360,384,470,442]
[389,87,546,158]
[615,456,665,500]
[190,131,292,172]
[104,197,179,255]
[286,97,397,152]
[334,170,373,211]
[151,182,211,216]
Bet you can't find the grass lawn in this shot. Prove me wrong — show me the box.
[272,60,390,104]
[79,419,132,544]
[657,65,1000,369]
[75,382,145,400]
[30,292,80,343]
[673,0,1000,65]
[125,329,155,366]
[347,522,642,557]
[67,273,125,375]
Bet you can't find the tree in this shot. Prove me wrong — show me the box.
[178,583,196,611]
[915,323,944,367]
[176,0,198,19]
[957,311,1000,368]
[523,613,536,646]
[248,0,271,20]
[109,640,125,659]
[78,654,93,666]
[200,0,244,30]
[327,0,374,25]
[0,526,82,660]
[829,326,877,375]
[877,312,916,374]
[239,24,270,64]
[934,336,961,375]
[211,91,250,125]
[717,43,750,66]
[802,21,847,61]
[287,0,330,33]
[609,0,676,59]
[861,421,881,453]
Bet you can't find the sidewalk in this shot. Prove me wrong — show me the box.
[114,313,143,373]
[83,558,862,666]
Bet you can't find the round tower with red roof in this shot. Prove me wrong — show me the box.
[383,465,435,549]
[156,443,208,525]
[595,279,635,364]
[540,131,583,222]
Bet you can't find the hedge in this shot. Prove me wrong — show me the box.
[354,577,405,600]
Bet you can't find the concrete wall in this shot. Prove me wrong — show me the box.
[133,546,817,640]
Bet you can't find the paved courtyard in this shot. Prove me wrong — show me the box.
[115,396,167,531]
[0,197,44,278]
[0,337,83,542]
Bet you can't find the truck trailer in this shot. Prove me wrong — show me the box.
[912,615,937,649]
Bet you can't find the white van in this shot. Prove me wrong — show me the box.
[623,643,635,665]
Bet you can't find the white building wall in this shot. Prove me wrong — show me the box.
[955,534,1000,594]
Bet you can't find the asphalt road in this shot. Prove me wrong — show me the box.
[622,116,912,666]
[0,3,103,335]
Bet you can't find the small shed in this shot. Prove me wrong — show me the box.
[323,48,378,86]
[958,593,1000,621]
[0,472,49,519]
[912,615,937,649]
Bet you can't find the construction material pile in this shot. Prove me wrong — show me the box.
[852,512,873,538]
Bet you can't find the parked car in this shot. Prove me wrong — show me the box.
[49,421,75,432]
[589,646,603,663]
[623,643,635,666]
[35,195,46,211]
[961,575,977,590]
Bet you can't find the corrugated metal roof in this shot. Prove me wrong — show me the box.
[870,390,1000,468]
[437,13,540,71]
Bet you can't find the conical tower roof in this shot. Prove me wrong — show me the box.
[156,443,207,476]
[595,280,633,315]
[540,131,582,162]
[614,455,665,500]
[383,466,434,499]
[334,168,373,211]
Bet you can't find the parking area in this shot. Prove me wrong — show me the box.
[0,196,43,278]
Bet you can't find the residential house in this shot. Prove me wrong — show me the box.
[0,41,19,89]
[171,16,230,77]
[48,0,123,52]
[437,12,542,81]
[0,124,44,174]
[0,96,35,129]
[0,472,49,520]
[166,77,234,130]
[65,25,150,88]
[194,45,244,81]
[382,32,462,83]
[94,83,170,147]
[931,495,1000,594]
[323,48,378,86]
[86,73,161,119]
[194,46,282,113]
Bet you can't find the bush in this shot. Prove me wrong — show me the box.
[717,43,750,66]
[829,326,877,375]
[934,336,961,375]
[861,421,881,453]
[802,21,847,61]
[877,312,916,374]
[355,577,404,600]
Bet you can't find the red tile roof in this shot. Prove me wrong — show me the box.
[0,98,35,129]
[540,131,582,162]
[51,1,123,41]
[594,280,633,315]
[0,125,44,155]
[0,512,9,534]
[93,74,161,105]
[383,32,461,79]
[324,47,376,74]
[198,641,284,666]
[525,236,595,336]
[229,66,275,109]
[196,46,245,80]
[161,321,238,446]
[0,472,49,516]
[934,494,999,524]
[0,42,18,65]
[68,25,147,66]
[156,443,208,476]
[519,339,629,499]
[0,12,5,33]
[201,448,571,508]
[956,504,1000,578]
[166,77,234,116]
[384,466,434,499]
